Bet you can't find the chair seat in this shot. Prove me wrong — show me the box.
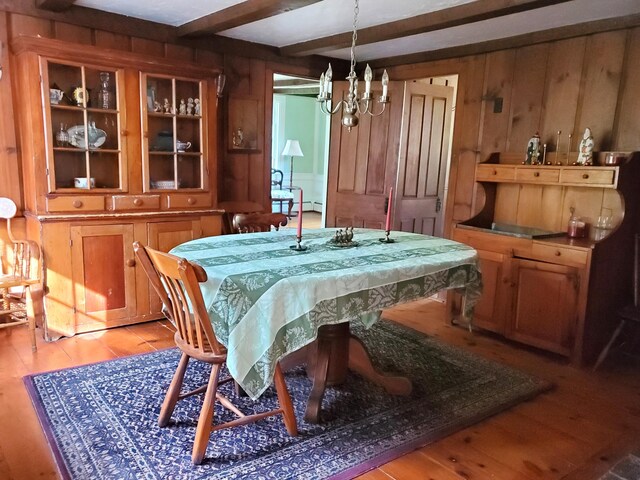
[271,189,294,200]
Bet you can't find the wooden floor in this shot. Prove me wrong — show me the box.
[1,300,639,479]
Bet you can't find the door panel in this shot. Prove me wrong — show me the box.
[326,81,405,227]
[395,82,453,237]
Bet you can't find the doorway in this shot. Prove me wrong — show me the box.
[272,74,330,226]
[325,74,458,239]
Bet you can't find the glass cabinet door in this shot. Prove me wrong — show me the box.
[142,74,206,192]
[42,59,124,192]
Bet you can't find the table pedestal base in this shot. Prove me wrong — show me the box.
[303,323,413,423]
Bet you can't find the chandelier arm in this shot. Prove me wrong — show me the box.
[366,102,388,118]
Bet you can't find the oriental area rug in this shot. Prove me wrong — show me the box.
[25,320,551,480]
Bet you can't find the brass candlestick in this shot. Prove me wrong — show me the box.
[290,235,307,251]
[379,230,395,243]
[567,133,572,165]
[543,143,548,164]
[555,130,563,165]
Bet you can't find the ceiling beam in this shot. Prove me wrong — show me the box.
[369,13,640,69]
[280,0,573,57]
[35,0,76,12]
[177,0,322,37]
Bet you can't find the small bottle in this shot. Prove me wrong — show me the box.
[567,207,587,238]
[98,72,111,109]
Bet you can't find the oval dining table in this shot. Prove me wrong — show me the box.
[170,228,482,423]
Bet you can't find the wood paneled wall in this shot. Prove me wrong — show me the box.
[2,7,640,238]
[386,27,640,234]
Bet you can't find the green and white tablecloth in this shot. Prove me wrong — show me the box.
[171,228,482,399]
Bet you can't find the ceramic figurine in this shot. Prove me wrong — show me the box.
[153,100,162,112]
[187,97,194,115]
[232,127,244,147]
[577,127,594,165]
[194,98,201,116]
[525,132,541,165]
[163,98,171,114]
[179,99,186,115]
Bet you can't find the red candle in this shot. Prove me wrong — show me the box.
[297,188,303,238]
[385,187,393,232]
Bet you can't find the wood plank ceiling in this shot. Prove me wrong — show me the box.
[34,0,640,65]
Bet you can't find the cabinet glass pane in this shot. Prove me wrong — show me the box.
[54,151,86,188]
[84,67,117,111]
[148,116,174,152]
[147,77,174,114]
[89,151,120,189]
[48,62,82,106]
[149,154,177,189]
[177,155,202,189]
[176,117,200,153]
[175,80,201,117]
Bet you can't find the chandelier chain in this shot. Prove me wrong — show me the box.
[350,0,359,74]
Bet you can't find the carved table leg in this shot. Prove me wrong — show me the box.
[304,333,332,423]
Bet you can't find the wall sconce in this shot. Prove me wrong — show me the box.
[216,73,226,98]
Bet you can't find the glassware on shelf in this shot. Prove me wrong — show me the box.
[56,123,69,147]
[98,72,112,110]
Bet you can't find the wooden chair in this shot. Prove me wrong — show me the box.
[593,233,640,370]
[271,168,294,218]
[132,242,297,464]
[232,212,288,233]
[0,198,42,352]
[218,200,264,235]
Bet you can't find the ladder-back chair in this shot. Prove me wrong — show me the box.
[271,168,294,218]
[0,198,42,351]
[133,242,297,464]
[593,233,640,370]
[232,212,288,233]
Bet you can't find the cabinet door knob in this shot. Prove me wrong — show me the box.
[492,170,497,175]
[126,259,136,267]
[133,198,143,206]
[555,250,561,256]
[582,173,589,179]
[533,172,540,177]
[72,200,83,208]
[187,197,196,205]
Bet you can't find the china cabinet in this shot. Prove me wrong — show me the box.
[450,151,640,365]
[12,37,223,340]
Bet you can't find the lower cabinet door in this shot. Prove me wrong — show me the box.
[70,224,137,328]
[144,219,203,314]
[507,258,579,355]
[471,249,509,334]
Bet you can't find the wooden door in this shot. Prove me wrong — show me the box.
[325,81,405,228]
[508,258,579,356]
[70,224,137,328]
[395,82,453,236]
[471,250,510,334]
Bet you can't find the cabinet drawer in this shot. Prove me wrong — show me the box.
[560,168,615,186]
[47,195,105,212]
[515,168,559,183]
[110,195,160,211]
[476,164,515,182]
[166,193,212,209]
[530,243,588,267]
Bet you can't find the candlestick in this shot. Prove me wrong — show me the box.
[296,189,303,239]
[555,130,562,165]
[290,235,308,251]
[567,133,572,165]
[542,143,548,164]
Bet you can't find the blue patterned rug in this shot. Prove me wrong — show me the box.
[25,320,551,480]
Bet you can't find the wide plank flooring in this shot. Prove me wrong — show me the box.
[1,298,639,479]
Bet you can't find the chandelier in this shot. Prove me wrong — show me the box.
[317,0,389,130]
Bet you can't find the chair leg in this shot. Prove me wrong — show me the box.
[192,363,221,465]
[593,319,626,371]
[25,287,37,352]
[288,199,293,218]
[158,352,190,427]
[273,363,298,436]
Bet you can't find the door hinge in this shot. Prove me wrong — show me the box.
[436,197,442,213]
[46,168,49,176]
[69,239,72,247]
[72,306,77,314]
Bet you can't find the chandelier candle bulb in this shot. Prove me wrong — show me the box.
[381,70,389,99]
[364,64,372,97]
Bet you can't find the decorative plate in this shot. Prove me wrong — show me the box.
[67,125,107,150]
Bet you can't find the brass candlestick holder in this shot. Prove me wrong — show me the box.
[379,230,395,243]
[290,235,307,251]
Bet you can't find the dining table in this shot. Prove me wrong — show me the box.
[170,228,482,422]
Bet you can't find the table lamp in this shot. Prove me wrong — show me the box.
[282,139,304,187]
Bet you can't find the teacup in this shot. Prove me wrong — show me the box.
[74,177,96,189]
[50,88,64,105]
[176,140,192,152]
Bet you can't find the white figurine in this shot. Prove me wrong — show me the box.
[194,98,201,116]
[178,99,186,115]
[153,100,162,113]
[187,97,194,115]
[163,98,171,114]
[577,127,594,165]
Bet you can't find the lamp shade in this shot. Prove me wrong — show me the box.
[282,139,304,157]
